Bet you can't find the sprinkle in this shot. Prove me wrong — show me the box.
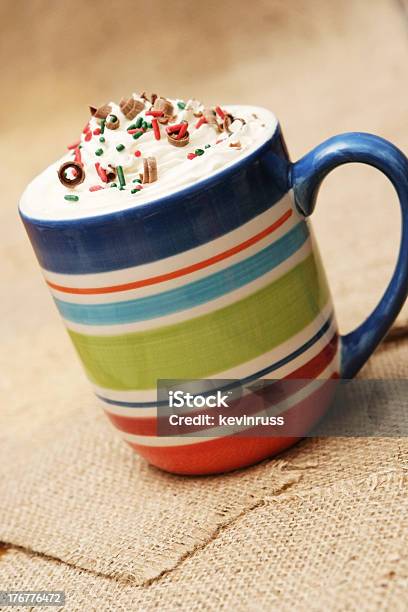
[142,120,149,130]
[146,110,164,117]
[67,140,81,150]
[147,122,152,128]
[131,186,143,193]
[110,183,117,188]
[93,128,101,135]
[89,185,103,192]
[116,144,125,152]
[64,194,79,202]
[177,101,186,110]
[187,153,197,160]
[135,117,143,128]
[84,131,92,141]
[133,178,142,183]
[166,123,183,134]
[99,136,105,143]
[133,131,143,140]
[177,121,188,139]
[128,128,143,135]
[117,165,126,189]
[74,147,82,164]
[195,148,204,156]
[95,162,108,182]
[195,116,207,129]
[215,105,225,119]
[152,118,161,140]
[96,148,104,156]
[82,122,90,134]
[100,119,106,134]
[134,150,141,157]
[205,144,211,149]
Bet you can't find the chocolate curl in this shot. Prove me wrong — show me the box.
[167,131,189,147]
[58,161,85,187]
[153,97,175,124]
[106,166,117,182]
[120,97,145,120]
[142,157,158,183]
[91,104,112,119]
[106,114,120,130]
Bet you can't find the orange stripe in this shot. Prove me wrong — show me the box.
[47,209,293,295]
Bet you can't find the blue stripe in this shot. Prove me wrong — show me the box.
[55,222,308,325]
[97,314,334,408]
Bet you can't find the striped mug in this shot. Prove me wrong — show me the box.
[20,111,408,474]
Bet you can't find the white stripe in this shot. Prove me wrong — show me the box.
[45,194,299,303]
[118,363,337,447]
[62,239,312,334]
[97,301,337,412]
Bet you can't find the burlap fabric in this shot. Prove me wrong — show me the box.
[0,341,407,605]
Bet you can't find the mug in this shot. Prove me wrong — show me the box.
[20,110,408,475]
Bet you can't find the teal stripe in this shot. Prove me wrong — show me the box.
[56,222,308,325]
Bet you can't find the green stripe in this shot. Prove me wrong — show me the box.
[69,253,329,390]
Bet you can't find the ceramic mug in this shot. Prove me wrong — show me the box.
[20,111,408,475]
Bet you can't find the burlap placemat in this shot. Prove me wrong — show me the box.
[0,341,407,587]
[0,469,406,611]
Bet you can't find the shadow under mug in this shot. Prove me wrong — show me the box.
[20,117,408,475]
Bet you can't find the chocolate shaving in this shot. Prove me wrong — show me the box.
[141,91,158,105]
[106,114,120,130]
[92,104,112,119]
[220,113,234,133]
[229,141,242,148]
[142,157,158,183]
[153,97,175,124]
[203,108,222,132]
[106,166,116,182]
[58,161,85,187]
[120,96,144,120]
[167,131,190,147]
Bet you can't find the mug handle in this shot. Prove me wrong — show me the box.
[291,133,408,378]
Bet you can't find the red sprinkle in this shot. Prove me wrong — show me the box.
[152,118,161,140]
[146,110,164,117]
[67,140,81,150]
[195,117,207,129]
[93,128,101,135]
[95,162,108,183]
[215,106,225,119]
[82,122,91,134]
[166,123,183,134]
[84,131,92,142]
[176,121,188,139]
[134,150,141,157]
[74,147,82,165]
[89,185,104,192]
[187,153,197,160]
[127,128,144,135]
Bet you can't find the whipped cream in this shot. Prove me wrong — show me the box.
[20,96,277,221]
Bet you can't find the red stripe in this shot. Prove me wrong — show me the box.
[106,333,338,436]
[127,374,338,475]
[46,209,293,295]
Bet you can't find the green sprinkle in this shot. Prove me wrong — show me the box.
[195,148,204,156]
[78,144,82,149]
[205,144,211,149]
[117,165,126,189]
[133,131,143,140]
[99,136,105,143]
[95,148,104,156]
[64,194,79,202]
[177,101,186,110]
[116,144,125,152]
[110,183,117,188]
[135,117,143,128]
[100,119,106,134]
[132,178,142,183]
[147,122,152,129]
[142,120,149,130]
[131,188,140,194]
[127,123,137,130]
